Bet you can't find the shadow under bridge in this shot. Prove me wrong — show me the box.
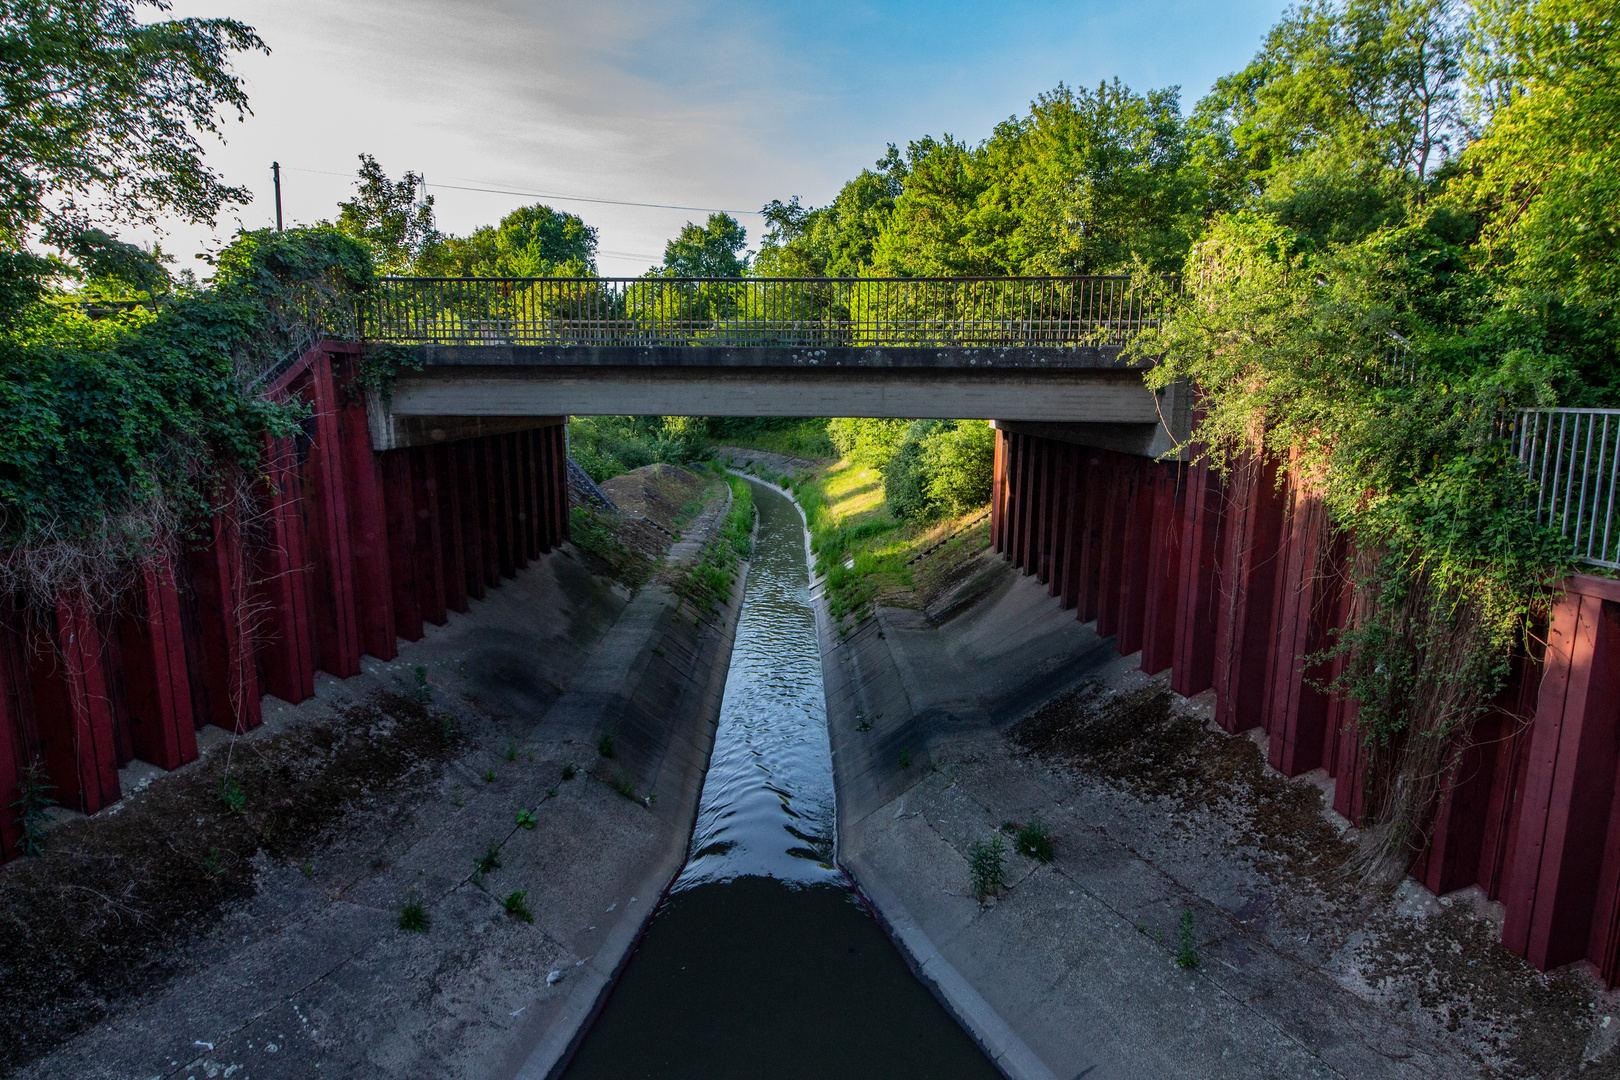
[362,275,1189,457]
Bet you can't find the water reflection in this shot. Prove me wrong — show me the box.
[676,481,836,888]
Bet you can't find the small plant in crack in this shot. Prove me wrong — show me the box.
[483,769,497,784]
[399,894,430,932]
[504,890,534,923]
[898,748,912,770]
[472,840,502,884]
[969,836,1007,901]
[414,665,432,703]
[562,763,577,782]
[1015,820,1054,863]
[505,743,519,762]
[216,772,246,814]
[597,732,615,759]
[516,809,537,829]
[1175,910,1200,969]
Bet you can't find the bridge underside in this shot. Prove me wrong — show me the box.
[371,344,1190,458]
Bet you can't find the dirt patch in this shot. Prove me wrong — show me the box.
[1352,898,1619,1079]
[1010,682,1354,895]
[599,464,711,532]
[0,691,459,1075]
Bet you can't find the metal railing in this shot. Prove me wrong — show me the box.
[362,275,1168,349]
[1512,408,1620,569]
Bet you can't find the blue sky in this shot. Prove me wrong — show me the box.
[152,0,1289,275]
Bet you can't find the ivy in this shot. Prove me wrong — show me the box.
[0,227,374,603]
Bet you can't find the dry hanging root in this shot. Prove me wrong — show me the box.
[1336,546,1506,886]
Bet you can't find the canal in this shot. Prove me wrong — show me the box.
[562,480,1002,1080]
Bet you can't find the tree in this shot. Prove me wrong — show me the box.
[754,146,906,277]
[661,212,748,277]
[0,0,265,315]
[424,203,597,277]
[333,154,439,275]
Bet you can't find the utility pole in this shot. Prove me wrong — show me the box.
[272,162,284,231]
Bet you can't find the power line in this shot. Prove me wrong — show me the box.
[280,164,762,216]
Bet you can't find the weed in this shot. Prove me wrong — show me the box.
[898,748,912,769]
[598,732,615,759]
[440,715,456,746]
[399,896,430,932]
[1015,820,1054,863]
[8,762,55,856]
[483,769,496,783]
[562,763,577,782]
[610,773,639,802]
[451,786,465,808]
[652,646,665,657]
[414,666,431,702]
[968,836,1007,900]
[473,839,502,884]
[203,847,223,878]
[1175,910,1199,969]
[300,861,314,879]
[546,786,558,798]
[216,772,246,814]
[856,717,872,732]
[516,809,536,829]
[505,743,519,762]
[504,890,534,923]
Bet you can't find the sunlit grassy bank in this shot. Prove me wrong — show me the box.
[726,453,990,631]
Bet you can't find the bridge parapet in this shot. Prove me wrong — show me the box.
[364,274,1168,353]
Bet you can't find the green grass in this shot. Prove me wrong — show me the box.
[399,897,430,932]
[503,890,534,923]
[1015,820,1054,863]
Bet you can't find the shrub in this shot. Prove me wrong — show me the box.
[828,417,911,467]
[921,419,994,515]
[882,420,945,521]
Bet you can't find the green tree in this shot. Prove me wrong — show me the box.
[661,212,748,277]
[754,147,906,277]
[424,203,597,277]
[0,0,265,242]
[333,154,439,275]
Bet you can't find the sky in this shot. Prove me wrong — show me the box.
[143,0,1291,278]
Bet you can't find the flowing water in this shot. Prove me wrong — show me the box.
[562,481,1001,1080]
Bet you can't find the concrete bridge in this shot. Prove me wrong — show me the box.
[361,274,1191,457]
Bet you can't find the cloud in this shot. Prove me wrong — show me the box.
[145,0,1286,275]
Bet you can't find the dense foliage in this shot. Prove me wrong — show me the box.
[0,227,373,603]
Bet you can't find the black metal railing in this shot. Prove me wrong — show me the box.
[362,275,1169,349]
[1512,408,1620,570]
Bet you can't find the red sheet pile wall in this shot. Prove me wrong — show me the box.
[992,427,1620,982]
[0,344,569,862]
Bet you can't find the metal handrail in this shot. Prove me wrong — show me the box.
[1512,408,1620,570]
[361,275,1173,349]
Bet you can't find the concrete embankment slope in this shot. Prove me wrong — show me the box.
[13,481,744,1080]
[820,558,1487,1080]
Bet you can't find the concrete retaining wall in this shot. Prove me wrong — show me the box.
[0,341,570,861]
[992,425,1620,984]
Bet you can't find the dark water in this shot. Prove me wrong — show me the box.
[563,482,1001,1080]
